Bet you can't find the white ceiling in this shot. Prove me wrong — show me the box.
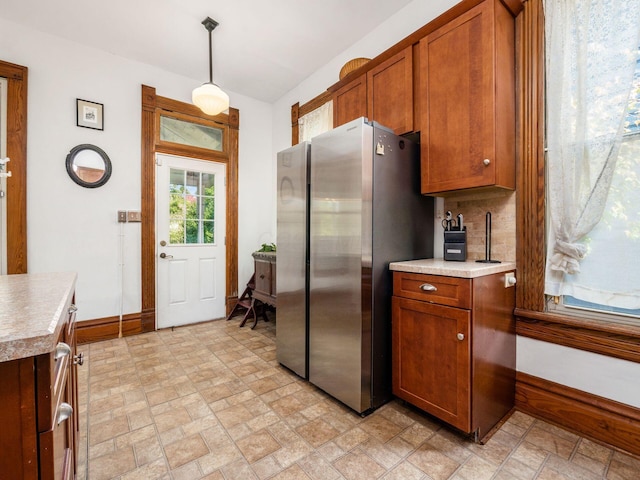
[0,0,426,103]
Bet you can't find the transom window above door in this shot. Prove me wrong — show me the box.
[169,168,217,244]
[159,114,224,152]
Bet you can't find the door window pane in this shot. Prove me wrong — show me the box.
[168,168,217,245]
[160,116,223,152]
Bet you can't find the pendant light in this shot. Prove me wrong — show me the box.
[192,17,229,116]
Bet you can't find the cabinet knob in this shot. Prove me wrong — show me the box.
[74,352,85,366]
[57,402,73,425]
[457,333,465,341]
[260,274,265,279]
[419,283,437,292]
[483,158,491,166]
[55,342,72,360]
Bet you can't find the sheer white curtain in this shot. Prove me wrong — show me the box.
[299,101,333,142]
[544,0,640,298]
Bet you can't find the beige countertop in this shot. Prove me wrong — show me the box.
[0,272,77,362]
[389,258,516,278]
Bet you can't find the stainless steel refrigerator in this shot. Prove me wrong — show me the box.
[309,118,434,414]
[276,141,310,379]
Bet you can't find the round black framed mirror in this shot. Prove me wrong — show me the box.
[65,144,112,188]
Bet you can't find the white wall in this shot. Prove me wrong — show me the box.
[518,337,640,408]
[270,0,639,410]
[0,17,273,321]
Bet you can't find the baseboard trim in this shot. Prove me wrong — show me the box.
[76,312,143,344]
[516,372,640,457]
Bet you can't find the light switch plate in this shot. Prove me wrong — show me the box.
[127,210,142,222]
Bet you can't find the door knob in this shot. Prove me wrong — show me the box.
[159,252,173,259]
[457,333,465,341]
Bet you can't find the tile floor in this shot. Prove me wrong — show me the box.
[76,315,640,480]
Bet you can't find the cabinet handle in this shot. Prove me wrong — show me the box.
[483,158,491,166]
[419,283,437,292]
[457,333,465,341]
[74,352,85,366]
[68,304,78,314]
[57,402,73,425]
[55,342,72,360]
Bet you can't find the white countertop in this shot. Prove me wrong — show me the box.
[389,258,516,278]
[0,272,77,362]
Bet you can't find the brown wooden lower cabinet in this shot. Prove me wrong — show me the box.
[0,293,79,479]
[392,270,516,442]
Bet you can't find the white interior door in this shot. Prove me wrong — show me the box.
[156,153,226,328]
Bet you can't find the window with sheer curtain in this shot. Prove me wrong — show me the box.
[299,101,333,142]
[544,0,640,323]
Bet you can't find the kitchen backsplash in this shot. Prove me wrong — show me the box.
[444,190,516,262]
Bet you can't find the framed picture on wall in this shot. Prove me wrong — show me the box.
[76,99,104,130]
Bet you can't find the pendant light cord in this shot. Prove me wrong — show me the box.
[202,17,219,85]
[207,27,213,83]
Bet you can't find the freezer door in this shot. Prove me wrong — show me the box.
[309,118,373,413]
[276,142,310,378]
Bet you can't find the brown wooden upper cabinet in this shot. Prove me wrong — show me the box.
[419,0,516,195]
[333,74,367,129]
[333,46,414,135]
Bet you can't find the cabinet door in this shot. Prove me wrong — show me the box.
[254,260,272,295]
[419,0,503,194]
[367,46,414,135]
[332,74,367,128]
[392,296,471,432]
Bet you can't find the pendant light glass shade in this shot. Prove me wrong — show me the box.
[192,82,229,116]
[193,17,228,116]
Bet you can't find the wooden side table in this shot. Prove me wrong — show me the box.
[227,252,276,329]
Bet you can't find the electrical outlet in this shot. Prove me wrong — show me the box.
[504,272,517,288]
[127,210,142,222]
[117,210,127,223]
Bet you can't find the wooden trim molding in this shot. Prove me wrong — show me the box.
[516,0,545,313]
[140,85,239,331]
[0,60,28,274]
[516,308,640,364]
[76,313,143,344]
[516,372,640,457]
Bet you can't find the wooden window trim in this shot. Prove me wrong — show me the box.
[291,90,332,146]
[141,85,239,332]
[515,0,640,362]
[0,60,28,274]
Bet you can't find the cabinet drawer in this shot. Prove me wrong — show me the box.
[255,260,273,295]
[39,421,73,480]
[393,271,471,309]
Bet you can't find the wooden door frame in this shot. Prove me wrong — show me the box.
[0,60,28,274]
[141,85,239,332]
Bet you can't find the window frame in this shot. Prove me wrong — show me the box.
[515,0,640,364]
[156,110,229,159]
